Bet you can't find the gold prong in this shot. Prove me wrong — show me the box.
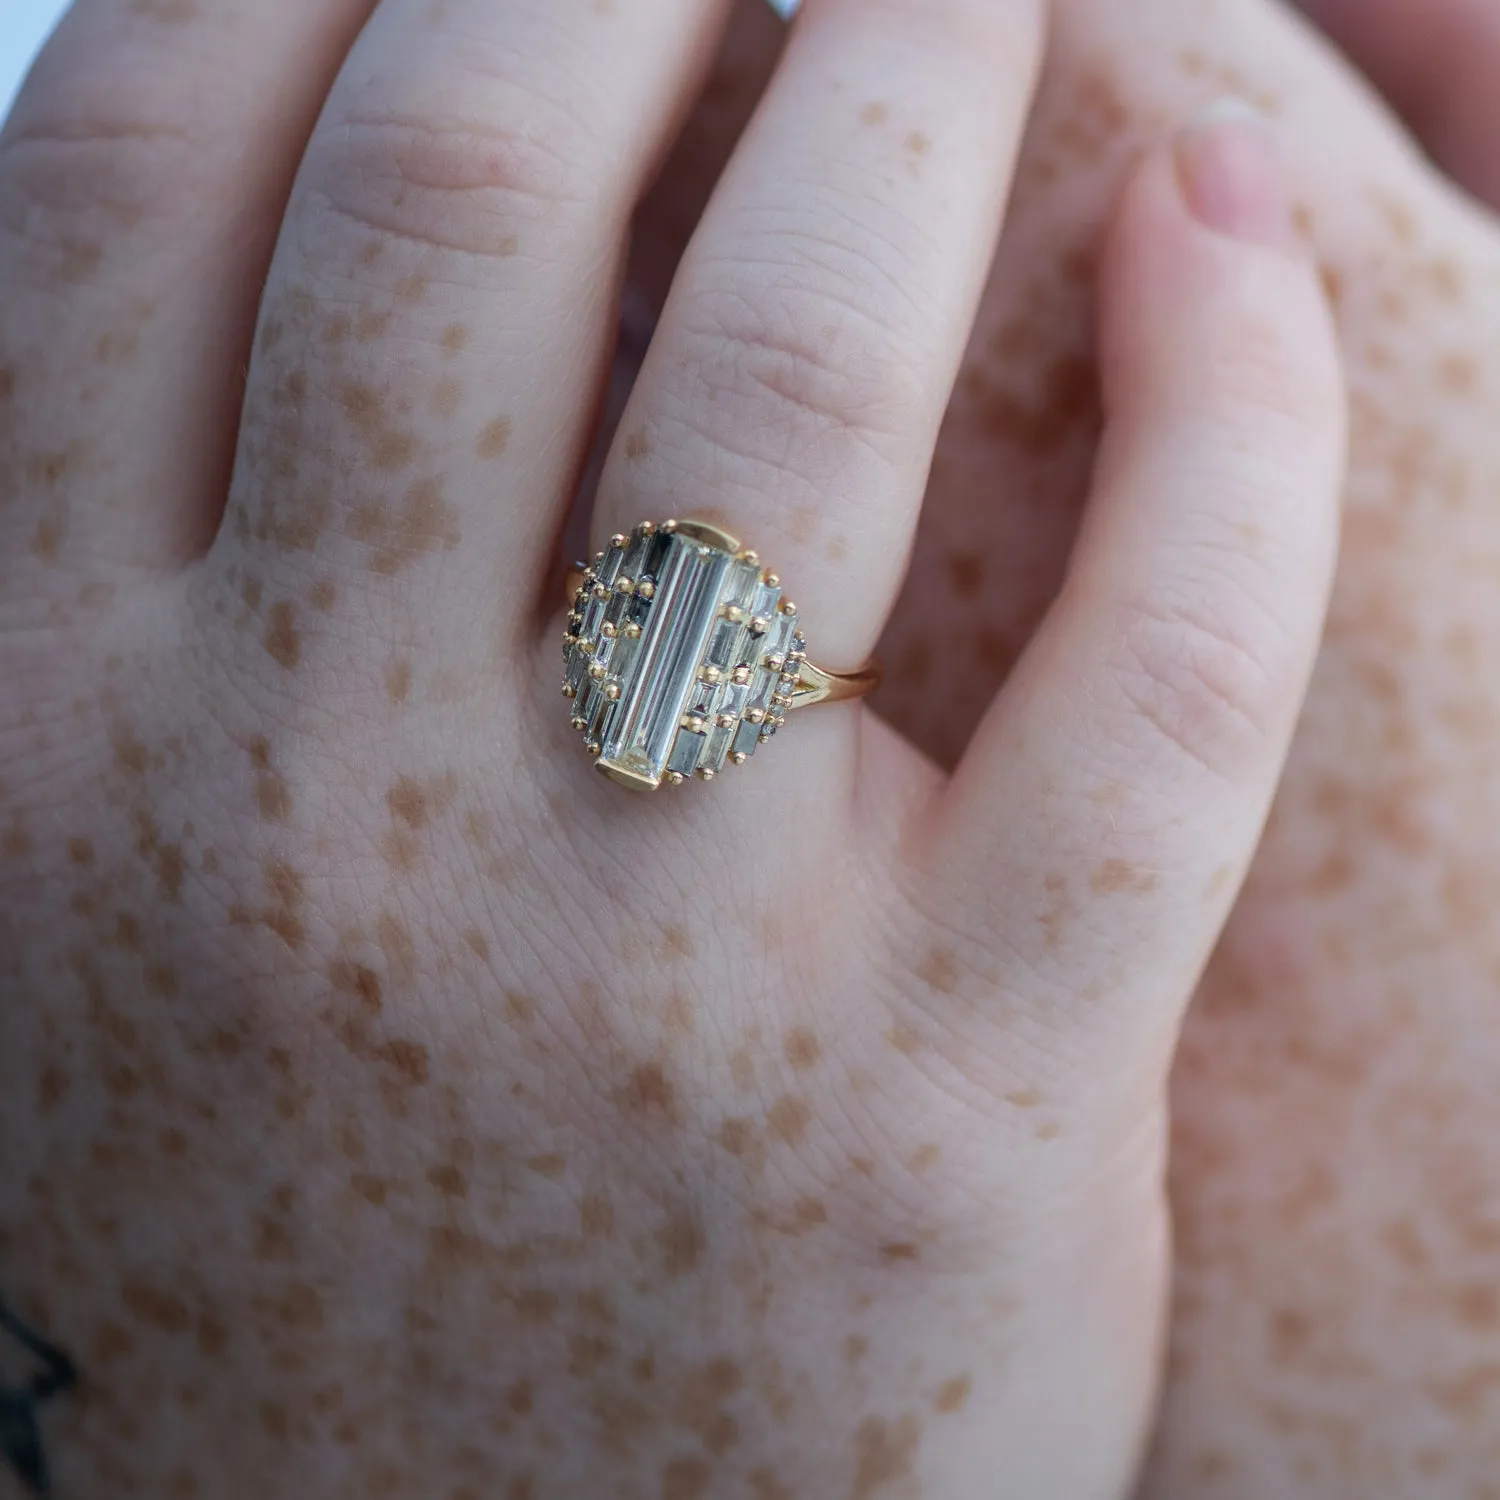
[666,770,685,785]
[716,712,738,728]
[579,638,595,655]
[721,604,746,625]
[616,577,635,595]
[765,654,785,673]
[562,683,577,699]
[779,600,797,616]
[764,572,780,587]
[624,622,643,639]
[601,622,618,639]
[571,716,587,731]
[771,694,791,709]
[586,741,602,757]
[738,549,760,565]
[759,731,773,744]
[772,713,786,728]
[749,616,770,635]
[610,533,628,549]
[636,580,656,600]
[730,751,748,766]
[640,521,656,537]
[731,666,752,686]
[588,661,608,681]
[662,519,679,533]
[747,708,766,725]
[697,767,715,782]
[700,665,723,686]
[592,583,609,600]
[681,713,707,734]
[603,681,622,701]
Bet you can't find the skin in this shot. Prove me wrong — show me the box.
[630,0,1500,1493]
[0,2,1346,1499]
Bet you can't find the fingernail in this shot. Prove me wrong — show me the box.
[1175,98,1299,252]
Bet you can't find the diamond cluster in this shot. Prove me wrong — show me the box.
[562,521,805,790]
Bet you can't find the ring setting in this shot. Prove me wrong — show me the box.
[562,519,878,791]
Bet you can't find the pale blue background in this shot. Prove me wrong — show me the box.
[0,0,67,121]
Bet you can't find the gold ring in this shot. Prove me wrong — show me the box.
[561,519,880,791]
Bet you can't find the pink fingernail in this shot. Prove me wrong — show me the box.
[1175,98,1299,252]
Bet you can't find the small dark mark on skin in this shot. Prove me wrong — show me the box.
[0,1295,79,1497]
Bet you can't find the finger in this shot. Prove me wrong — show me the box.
[0,0,378,580]
[924,105,1345,1044]
[1296,0,1500,209]
[589,0,1045,672]
[213,0,731,681]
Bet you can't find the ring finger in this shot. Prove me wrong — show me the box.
[588,0,1046,674]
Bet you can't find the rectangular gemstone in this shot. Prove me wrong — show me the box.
[599,535,731,786]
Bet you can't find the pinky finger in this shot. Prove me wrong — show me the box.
[921,101,1346,1046]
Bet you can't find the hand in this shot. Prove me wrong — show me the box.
[631,0,1500,1492]
[0,1,1344,1497]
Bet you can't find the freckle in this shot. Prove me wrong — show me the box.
[264,601,301,669]
[879,1242,920,1264]
[1455,1284,1499,1330]
[31,515,65,561]
[886,1020,923,1056]
[861,101,889,126]
[624,430,649,459]
[1035,1122,1061,1141]
[38,1064,69,1113]
[351,1173,389,1206]
[621,1061,679,1123]
[395,274,428,304]
[428,1162,468,1196]
[308,579,337,612]
[526,1153,567,1180]
[67,836,94,866]
[373,1037,430,1084]
[851,1413,921,1498]
[935,1375,971,1414]
[514,1288,558,1323]
[387,775,430,828]
[717,1117,754,1156]
[766,1095,811,1145]
[442,323,469,353]
[477,415,512,459]
[1439,353,1478,395]
[113,727,150,776]
[946,552,983,598]
[331,957,383,1012]
[905,130,931,156]
[506,991,535,1024]
[917,947,958,993]
[202,849,219,874]
[661,1455,712,1500]
[505,1377,534,1417]
[1005,1089,1041,1109]
[783,1027,821,1071]
[661,923,694,960]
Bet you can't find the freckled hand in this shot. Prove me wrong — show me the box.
[0,2,1342,1498]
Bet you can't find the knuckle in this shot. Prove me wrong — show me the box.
[0,98,201,272]
[666,249,930,463]
[1108,584,1301,782]
[304,106,595,263]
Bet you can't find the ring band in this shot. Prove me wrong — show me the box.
[562,519,880,790]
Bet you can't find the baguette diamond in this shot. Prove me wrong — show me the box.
[563,521,810,790]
